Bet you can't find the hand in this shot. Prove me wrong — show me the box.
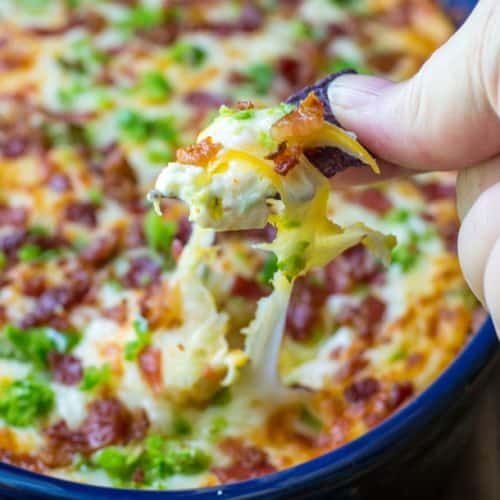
[327,0,500,330]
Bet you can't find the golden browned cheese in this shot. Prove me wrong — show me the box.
[0,0,475,490]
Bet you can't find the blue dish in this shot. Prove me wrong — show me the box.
[0,1,492,498]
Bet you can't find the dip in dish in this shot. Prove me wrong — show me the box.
[0,0,481,491]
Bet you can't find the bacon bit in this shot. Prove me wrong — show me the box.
[335,353,369,382]
[20,275,46,297]
[286,276,328,341]
[304,146,366,178]
[347,188,393,215]
[0,229,27,259]
[0,448,44,473]
[121,256,162,289]
[344,377,380,403]
[139,282,182,329]
[175,217,193,245]
[132,468,145,484]
[364,381,414,428]
[2,136,30,158]
[336,295,386,339]
[21,270,91,328]
[42,398,149,467]
[101,147,139,205]
[176,137,222,167]
[419,181,456,202]
[271,92,324,143]
[103,299,128,325]
[212,438,277,484]
[47,173,72,193]
[325,244,384,293]
[388,381,414,409]
[235,100,254,110]
[267,142,302,175]
[138,346,163,395]
[438,220,459,253]
[124,219,146,249]
[64,201,98,228]
[184,91,231,110]
[231,275,267,299]
[48,352,83,386]
[80,232,120,267]
[0,204,28,226]
[406,352,424,368]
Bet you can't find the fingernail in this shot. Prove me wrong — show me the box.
[328,75,393,110]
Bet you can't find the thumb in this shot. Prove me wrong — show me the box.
[328,0,500,171]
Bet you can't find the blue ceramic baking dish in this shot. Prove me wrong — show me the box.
[0,1,494,498]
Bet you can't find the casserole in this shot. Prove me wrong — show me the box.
[0,0,496,495]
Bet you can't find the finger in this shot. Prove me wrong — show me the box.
[456,155,500,220]
[327,0,500,171]
[484,235,500,338]
[458,181,500,304]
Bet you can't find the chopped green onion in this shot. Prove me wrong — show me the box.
[124,316,151,361]
[80,364,111,391]
[258,252,278,286]
[0,377,54,427]
[169,42,207,67]
[139,71,173,101]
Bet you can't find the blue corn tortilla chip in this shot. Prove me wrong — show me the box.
[286,70,373,177]
[304,146,366,178]
[285,70,356,126]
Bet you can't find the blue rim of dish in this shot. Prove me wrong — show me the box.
[0,317,496,499]
[0,0,488,497]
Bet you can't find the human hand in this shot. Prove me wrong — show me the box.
[327,0,500,330]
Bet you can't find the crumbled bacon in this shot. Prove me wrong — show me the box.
[138,346,163,394]
[64,201,98,228]
[0,203,28,226]
[344,377,380,403]
[212,438,276,484]
[43,398,149,467]
[286,276,329,341]
[231,275,267,299]
[80,232,120,267]
[0,448,44,473]
[20,275,46,297]
[324,244,384,293]
[271,92,324,143]
[184,91,231,110]
[48,352,83,386]
[335,353,369,382]
[121,256,162,289]
[235,100,254,110]
[267,142,302,175]
[347,188,393,215]
[21,270,91,328]
[176,137,222,167]
[420,181,456,202]
[363,381,414,428]
[103,299,128,324]
[47,173,72,193]
[336,295,386,339]
[101,147,139,205]
[124,219,146,249]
